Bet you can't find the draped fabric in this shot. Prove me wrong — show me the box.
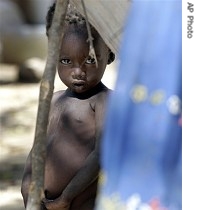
[95,1,182,209]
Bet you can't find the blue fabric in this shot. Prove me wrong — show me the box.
[96,1,182,209]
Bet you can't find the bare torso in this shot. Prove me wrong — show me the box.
[44,83,109,209]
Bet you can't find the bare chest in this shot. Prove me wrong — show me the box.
[48,98,96,145]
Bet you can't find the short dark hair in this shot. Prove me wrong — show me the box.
[46,2,92,37]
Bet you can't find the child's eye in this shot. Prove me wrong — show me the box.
[60,59,71,65]
[85,56,96,64]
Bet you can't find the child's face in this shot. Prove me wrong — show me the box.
[58,28,109,93]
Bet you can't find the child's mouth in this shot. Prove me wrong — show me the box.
[73,80,85,86]
[74,84,83,87]
[73,81,86,88]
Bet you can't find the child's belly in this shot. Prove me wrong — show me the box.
[44,134,94,199]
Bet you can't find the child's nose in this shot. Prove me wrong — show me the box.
[71,67,86,80]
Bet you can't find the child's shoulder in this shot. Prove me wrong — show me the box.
[51,90,65,103]
[90,83,112,105]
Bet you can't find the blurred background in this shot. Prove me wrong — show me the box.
[0,1,53,209]
[0,0,54,84]
[0,0,118,209]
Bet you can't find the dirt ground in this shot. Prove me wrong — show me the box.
[0,62,117,210]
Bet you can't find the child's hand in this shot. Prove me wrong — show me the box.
[42,196,70,210]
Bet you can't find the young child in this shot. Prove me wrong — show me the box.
[21,2,115,210]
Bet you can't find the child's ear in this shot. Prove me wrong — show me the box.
[107,50,115,64]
